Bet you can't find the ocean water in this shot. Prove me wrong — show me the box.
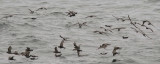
[0,0,160,64]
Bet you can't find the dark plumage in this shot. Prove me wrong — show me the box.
[66,10,77,17]
[59,35,69,41]
[26,47,33,51]
[7,46,12,54]
[73,42,82,57]
[100,53,107,55]
[112,47,121,56]
[98,43,110,49]
[122,36,128,39]
[58,39,65,49]
[8,56,15,60]
[54,47,61,53]
[28,9,34,14]
[112,59,120,62]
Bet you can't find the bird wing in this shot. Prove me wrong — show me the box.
[55,47,58,52]
[60,40,64,47]
[73,42,78,48]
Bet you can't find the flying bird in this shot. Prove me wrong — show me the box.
[58,39,65,49]
[54,47,61,53]
[26,47,33,51]
[111,27,126,31]
[73,42,82,57]
[7,46,12,54]
[8,56,15,60]
[98,43,111,49]
[59,35,69,41]
[112,47,121,56]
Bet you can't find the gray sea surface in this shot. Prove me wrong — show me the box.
[0,0,160,64]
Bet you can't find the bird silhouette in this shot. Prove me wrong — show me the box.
[73,42,82,57]
[8,56,15,60]
[54,47,61,53]
[7,46,12,54]
[98,43,111,49]
[112,47,121,56]
[58,39,65,49]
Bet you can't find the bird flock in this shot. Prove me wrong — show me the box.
[2,7,156,63]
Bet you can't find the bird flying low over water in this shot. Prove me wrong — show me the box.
[58,39,65,49]
[54,47,61,53]
[8,56,15,60]
[73,42,82,57]
[98,43,111,49]
[112,47,121,56]
[7,46,12,54]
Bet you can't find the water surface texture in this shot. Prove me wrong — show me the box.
[0,0,160,64]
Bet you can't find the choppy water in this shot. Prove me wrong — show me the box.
[0,0,160,64]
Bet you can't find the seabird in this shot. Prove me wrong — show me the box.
[142,20,154,27]
[85,15,96,18]
[98,43,110,49]
[59,35,69,41]
[25,51,31,58]
[112,59,120,62]
[122,36,128,39]
[100,27,113,32]
[143,25,153,32]
[54,47,61,53]
[94,30,106,34]
[8,56,15,60]
[111,27,126,31]
[28,9,34,14]
[73,42,82,57]
[36,7,47,11]
[58,39,65,49]
[66,10,77,17]
[112,47,121,56]
[105,25,112,28]
[100,53,107,55]
[7,46,12,54]
[26,47,33,51]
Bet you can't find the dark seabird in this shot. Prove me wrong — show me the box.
[7,46,12,54]
[54,47,61,53]
[66,10,77,17]
[26,47,33,51]
[142,20,154,27]
[144,25,153,32]
[98,43,111,49]
[111,27,126,31]
[25,51,31,58]
[85,15,96,18]
[28,9,34,14]
[58,39,65,49]
[100,27,113,32]
[112,47,121,56]
[73,42,82,57]
[112,59,120,62]
[36,7,47,11]
[122,36,128,39]
[8,56,15,60]
[105,25,112,28]
[93,31,106,34]
[100,53,107,55]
